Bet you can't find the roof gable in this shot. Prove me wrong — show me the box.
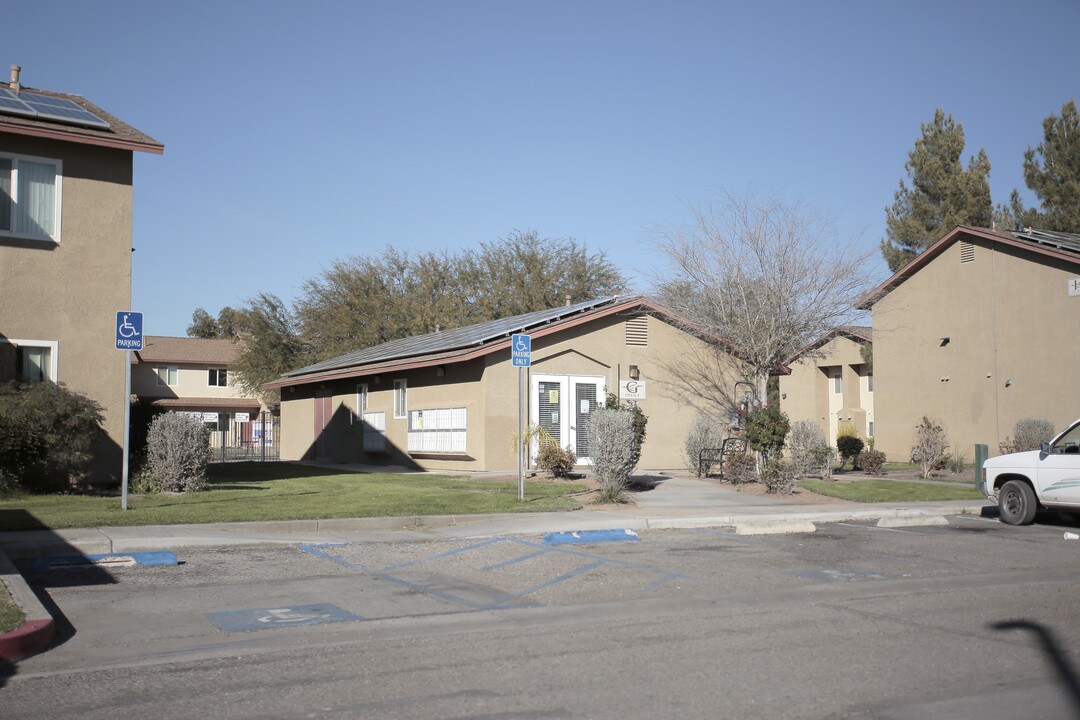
[858,225,1080,309]
[136,336,239,365]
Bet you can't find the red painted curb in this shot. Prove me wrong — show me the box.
[0,618,55,663]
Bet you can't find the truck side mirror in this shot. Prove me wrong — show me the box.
[1041,441,1050,454]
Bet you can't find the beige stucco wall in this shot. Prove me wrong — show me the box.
[0,134,134,483]
[279,311,746,472]
[132,362,259,404]
[779,335,873,448]
[872,238,1080,461]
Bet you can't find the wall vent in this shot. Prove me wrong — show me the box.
[960,240,975,263]
[625,315,648,346]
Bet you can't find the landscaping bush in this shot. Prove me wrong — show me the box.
[604,393,648,467]
[587,407,637,503]
[723,453,758,485]
[145,412,211,493]
[856,449,887,475]
[683,413,726,475]
[744,404,790,460]
[911,416,949,479]
[788,420,833,479]
[946,448,967,474]
[760,460,797,495]
[0,414,45,495]
[837,435,865,470]
[535,442,577,478]
[0,381,106,491]
[999,417,1057,454]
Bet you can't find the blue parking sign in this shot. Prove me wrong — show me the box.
[116,311,143,351]
[511,334,531,367]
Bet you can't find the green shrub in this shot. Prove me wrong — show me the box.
[723,453,758,485]
[856,449,886,475]
[760,460,797,494]
[535,442,576,478]
[837,435,865,469]
[145,413,211,492]
[744,404,789,459]
[0,381,106,491]
[588,407,637,504]
[946,448,967,474]
[683,414,726,475]
[0,414,45,495]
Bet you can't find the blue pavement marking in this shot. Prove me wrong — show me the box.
[206,603,363,632]
[33,550,178,572]
[297,535,691,610]
[543,528,640,545]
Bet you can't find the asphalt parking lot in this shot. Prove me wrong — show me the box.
[6,515,1080,719]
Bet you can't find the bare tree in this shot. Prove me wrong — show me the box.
[653,192,877,403]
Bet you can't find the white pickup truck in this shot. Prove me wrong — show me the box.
[981,417,1080,525]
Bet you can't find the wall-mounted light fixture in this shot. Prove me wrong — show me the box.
[939,337,950,347]
[628,365,640,380]
[1005,378,1013,388]
[373,375,381,384]
[436,366,445,377]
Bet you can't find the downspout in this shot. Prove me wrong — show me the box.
[991,241,1001,448]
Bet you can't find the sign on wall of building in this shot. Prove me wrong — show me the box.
[619,379,646,400]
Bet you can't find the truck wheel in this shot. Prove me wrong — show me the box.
[999,480,1038,525]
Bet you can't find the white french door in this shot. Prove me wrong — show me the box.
[531,374,605,464]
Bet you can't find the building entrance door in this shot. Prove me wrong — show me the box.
[531,374,605,464]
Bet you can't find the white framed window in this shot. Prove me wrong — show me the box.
[867,371,873,393]
[352,383,369,424]
[830,368,842,394]
[393,379,407,419]
[868,421,875,437]
[208,368,228,387]
[408,407,467,454]
[6,339,58,383]
[0,152,62,242]
[156,366,178,387]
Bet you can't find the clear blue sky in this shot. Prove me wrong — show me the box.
[5,1,1078,336]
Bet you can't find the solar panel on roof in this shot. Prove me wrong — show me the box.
[0,88,110,129]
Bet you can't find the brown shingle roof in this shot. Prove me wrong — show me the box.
[0,84,163,155]
[136,336,239,366]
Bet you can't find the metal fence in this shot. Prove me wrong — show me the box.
[209,412,280,463]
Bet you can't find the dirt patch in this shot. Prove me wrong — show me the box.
[722,480,849,504]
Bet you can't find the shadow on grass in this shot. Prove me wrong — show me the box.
[208,462,360,483]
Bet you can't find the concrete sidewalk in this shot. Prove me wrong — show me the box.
[0,473,992,661]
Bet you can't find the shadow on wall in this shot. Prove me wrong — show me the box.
[303,402,424,471]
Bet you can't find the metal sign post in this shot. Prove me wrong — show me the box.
[511,334,531,501]
[116,312,143,510]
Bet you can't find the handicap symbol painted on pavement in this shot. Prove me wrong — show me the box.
[206,603,363,632]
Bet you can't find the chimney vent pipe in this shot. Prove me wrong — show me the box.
[9,65,21,92]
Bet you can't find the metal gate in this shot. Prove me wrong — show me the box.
[209,412,280,462]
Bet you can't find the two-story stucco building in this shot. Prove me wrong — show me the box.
[0,65,162,482]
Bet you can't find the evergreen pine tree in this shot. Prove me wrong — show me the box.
[1010,100,1080,233]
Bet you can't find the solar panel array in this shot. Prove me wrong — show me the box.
[284,296,630,378]
[0,88,110,129]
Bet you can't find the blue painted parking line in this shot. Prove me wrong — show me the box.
[207,603,363,632]
[484,561,604,610]
[381,538,501,571]
[480,548,552,572]
[33,550,178,572]
[543,529,640,545]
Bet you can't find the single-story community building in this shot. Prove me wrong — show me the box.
[267,296,750,472]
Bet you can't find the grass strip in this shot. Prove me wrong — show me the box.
[0,579,25,634]
[0,463,586,532]
[800,479,985,503]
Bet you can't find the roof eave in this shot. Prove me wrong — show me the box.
[0,119,164,155]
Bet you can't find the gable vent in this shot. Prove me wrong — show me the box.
[960,241,975,264]
[625,316,648,346]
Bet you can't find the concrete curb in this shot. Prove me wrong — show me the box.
[0,548,54,663]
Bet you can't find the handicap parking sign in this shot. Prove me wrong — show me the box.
[511,334,531,367]
[116,311,143,351]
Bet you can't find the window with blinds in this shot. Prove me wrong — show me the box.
[574,382,598,457]
[538,381,562,444]
[407,407,467,453]
[625,316,648,346]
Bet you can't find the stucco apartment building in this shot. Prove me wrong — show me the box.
[0,66,162,482]
[778,326,874,449]
[858,225,1080,462]
[133,336,265,428]
[267,296,747,472]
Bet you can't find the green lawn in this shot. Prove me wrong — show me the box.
[0,463,587,532]
[800,479,985,503]
[0,580,24,634]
